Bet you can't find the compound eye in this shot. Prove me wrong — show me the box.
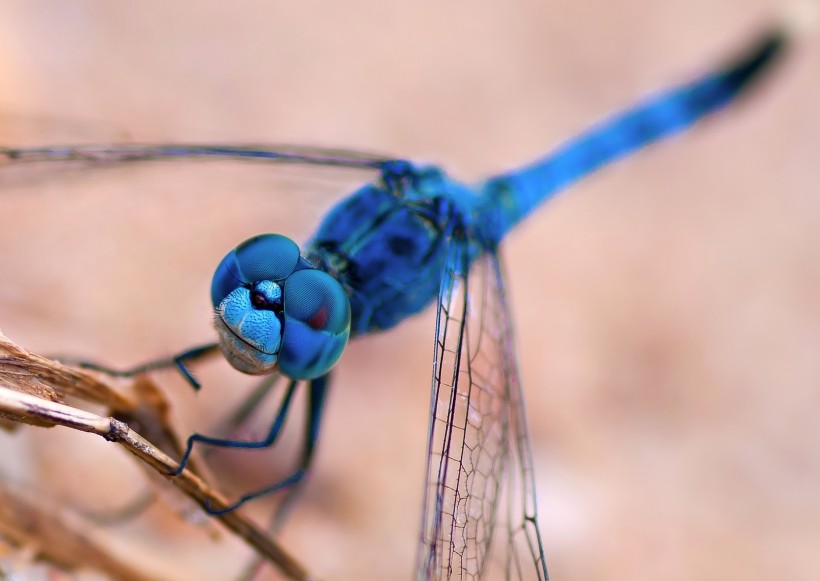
[278,269,351,380]
[211,234,300,307]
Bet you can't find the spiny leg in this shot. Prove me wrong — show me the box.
[54,342,220,390]
[204,374,330,516]
[86,373,287,527]
[228,375,328,581]
[267,375,329,530]
[73,489,159,526]
[171,378,300,478]
[212,371,283,438]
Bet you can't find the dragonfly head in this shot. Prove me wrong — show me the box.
[211,233,351,380]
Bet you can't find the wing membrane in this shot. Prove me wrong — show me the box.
[418,233,548,580]
[0,143,401,170]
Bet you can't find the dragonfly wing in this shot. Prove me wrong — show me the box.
[418,232,547,580]
[0,143,404,171]
[496,248,548,581]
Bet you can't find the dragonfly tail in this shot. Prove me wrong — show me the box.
[479,26,788,241]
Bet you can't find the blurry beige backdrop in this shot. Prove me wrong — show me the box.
[0,1,818,580]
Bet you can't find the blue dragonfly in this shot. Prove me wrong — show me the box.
[0,27,786,581]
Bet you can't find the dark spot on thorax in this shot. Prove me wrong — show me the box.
[388,235,415,256]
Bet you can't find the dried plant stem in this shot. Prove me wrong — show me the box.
[0,333,312,581]
[0,480,163,581]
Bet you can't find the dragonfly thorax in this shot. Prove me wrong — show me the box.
[305,176,461,336]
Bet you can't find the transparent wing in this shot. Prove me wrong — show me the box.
[0,140,407,399]
[0,143,402,170]
[418,232,548,580]
[0,142,408,203]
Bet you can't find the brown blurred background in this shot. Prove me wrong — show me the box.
[0,1,818,580]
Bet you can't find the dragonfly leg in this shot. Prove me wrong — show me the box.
[267,375,329,528]
[56,342,220,390]
[203,374,330,516]
[170,344,221,389]
[207,372,282,443]
[170,378,300,478]
[74,490,159,526]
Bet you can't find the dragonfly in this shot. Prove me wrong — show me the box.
[0,26,786,581]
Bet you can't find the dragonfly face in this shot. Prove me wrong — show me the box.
[211,233,351,380]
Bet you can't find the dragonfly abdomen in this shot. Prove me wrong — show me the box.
[475,29,786,243]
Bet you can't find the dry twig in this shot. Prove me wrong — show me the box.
[0,331,312,581]
[0,480,165,581]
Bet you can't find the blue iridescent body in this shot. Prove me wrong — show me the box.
[306,164,461,334]
[0,28,785,581]
[300,29,780,342]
